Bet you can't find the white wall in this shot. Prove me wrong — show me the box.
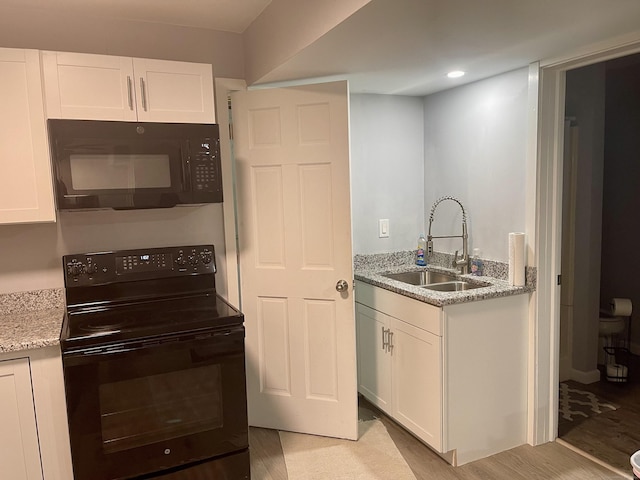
[0,206,228,297]
[350,94,424,254]
[423,68,529,262]
[0,4,244,79]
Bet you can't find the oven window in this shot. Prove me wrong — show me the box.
[99,365,223,454]
[70,154,172,190]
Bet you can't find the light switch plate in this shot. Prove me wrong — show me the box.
[379,219,389,238]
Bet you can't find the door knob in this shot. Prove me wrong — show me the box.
[335,279,349,292]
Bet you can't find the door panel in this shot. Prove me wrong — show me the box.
[42,51,136,121]
[133,58,214,123]
[233,81,356,440]
[0,48,55,224]
[304,299,338,400]
[300,164,335,268]
[257,296,291,395]
[0,358,43,480]
[355,304,392,412]
[252,166,286,267]
[392,320,442,451]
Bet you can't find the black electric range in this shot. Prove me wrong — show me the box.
[60,244,249,480]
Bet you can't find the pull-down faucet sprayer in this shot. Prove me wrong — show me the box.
[427,196,469,274]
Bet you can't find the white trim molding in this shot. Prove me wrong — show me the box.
[533,34,640,445]
[214,77,247,310]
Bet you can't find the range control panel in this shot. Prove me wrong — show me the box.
[63,245,216,287]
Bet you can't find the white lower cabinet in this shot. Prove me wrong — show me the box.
[355,280,528,466]
[391,318,442,451]
[356,304,392,412]
[0,347,73,480]
[356,303,442,450]
[0,358,44,480]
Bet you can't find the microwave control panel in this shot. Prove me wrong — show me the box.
[191,137,221,194]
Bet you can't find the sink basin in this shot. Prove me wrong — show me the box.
[382,270,457,286]
[421,281,487,292]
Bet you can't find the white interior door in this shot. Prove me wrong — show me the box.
[232,81,357,440]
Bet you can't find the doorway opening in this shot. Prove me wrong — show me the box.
[554,51,640,473]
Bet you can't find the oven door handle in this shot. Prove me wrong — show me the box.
[63,327,245,364]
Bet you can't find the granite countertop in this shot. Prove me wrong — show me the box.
[0,289,65,353]
[354,252,534,308]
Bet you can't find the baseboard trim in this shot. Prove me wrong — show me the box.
[570,368,601,384]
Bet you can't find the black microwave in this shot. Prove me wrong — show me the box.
[48,119,222,210]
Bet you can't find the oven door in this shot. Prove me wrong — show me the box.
[62,325,248,480]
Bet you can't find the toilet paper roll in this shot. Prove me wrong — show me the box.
[610,298,633,316]
[508,232,525,287]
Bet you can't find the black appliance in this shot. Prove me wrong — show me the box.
[48,120,222,211]
[60,245,249,480]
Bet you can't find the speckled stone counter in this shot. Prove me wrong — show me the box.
[354,251,535,308]
[0,288,65,353]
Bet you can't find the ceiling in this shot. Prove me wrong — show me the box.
[6,0,640,96]
[255,0,640,95]
[1,0,272,33]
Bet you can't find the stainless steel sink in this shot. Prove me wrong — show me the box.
[421,281,487,292]
[382,270,457,286]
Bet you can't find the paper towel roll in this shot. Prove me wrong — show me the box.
[508,232,525,287]
[610,298,633,316]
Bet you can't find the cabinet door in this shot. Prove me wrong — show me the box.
[133,58,215,123]
[356,303,392,413]
[391,318,443,451]
[42,51,137,121]
[0,358,44,480]
[0,48,55,224]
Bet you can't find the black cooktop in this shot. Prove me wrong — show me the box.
[61,245,244,352]
[61,293,243,351]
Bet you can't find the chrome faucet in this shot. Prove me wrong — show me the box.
[427,196,469,274]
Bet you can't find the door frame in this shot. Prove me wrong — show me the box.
[532,34,640,445]
[215,77,247,309]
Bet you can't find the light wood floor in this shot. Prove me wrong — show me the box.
[249,397,626,480]
[559,354,640,473]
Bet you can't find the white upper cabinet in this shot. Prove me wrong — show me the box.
[0,48,55,225]
[132,58,215,123]
[42,52,215,123]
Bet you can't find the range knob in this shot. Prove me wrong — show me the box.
[67,261,85,277]
[175,253,186,266]
[86,262,98,275]
[188,255,199,266]
[200,252,213,264]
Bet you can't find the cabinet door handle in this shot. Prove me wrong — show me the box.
[140,77,148,111]
[126,76,133,110]
[387,331,394,353]
[381,326,387,351]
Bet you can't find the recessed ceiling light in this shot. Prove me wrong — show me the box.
[447,70,465,79]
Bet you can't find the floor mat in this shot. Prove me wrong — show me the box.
[558,382,618,425]
[279,419,416,480]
